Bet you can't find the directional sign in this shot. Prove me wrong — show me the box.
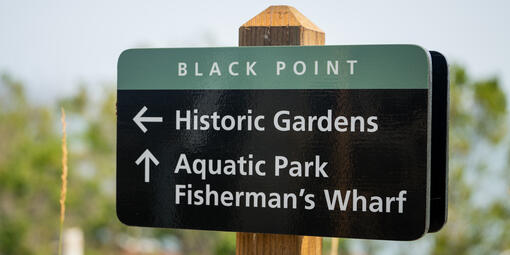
[117,45,446,241]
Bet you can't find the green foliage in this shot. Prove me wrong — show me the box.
[0,73,237,255]
[0,74,62,255]
[213,232,236,255]
[430,65,510,254]
[0,219,30,255]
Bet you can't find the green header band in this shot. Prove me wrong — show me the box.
[117,45,430,90]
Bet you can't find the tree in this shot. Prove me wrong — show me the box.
[0,73,235,255]
[430,66,509,254]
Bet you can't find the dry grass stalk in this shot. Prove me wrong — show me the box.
[58,107,68,255]
[330,238,339,255]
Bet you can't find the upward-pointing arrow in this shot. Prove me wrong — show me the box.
[133,106,163,133]
[135,149,159,183]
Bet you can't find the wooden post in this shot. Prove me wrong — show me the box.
[236,5,325,255]
[239,5,325,46]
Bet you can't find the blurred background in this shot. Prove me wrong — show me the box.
[1,0,509,254]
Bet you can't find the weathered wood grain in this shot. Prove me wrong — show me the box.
[236,5,325,255]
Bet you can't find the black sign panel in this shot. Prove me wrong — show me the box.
[117,89,430,240]
[116,45,446,241]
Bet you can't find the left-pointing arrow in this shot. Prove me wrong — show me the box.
[133,106,163,133]
[135,149,159,183]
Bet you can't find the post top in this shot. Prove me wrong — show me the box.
[241,5,323,32]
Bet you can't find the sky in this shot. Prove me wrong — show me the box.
[1,0,510,102]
